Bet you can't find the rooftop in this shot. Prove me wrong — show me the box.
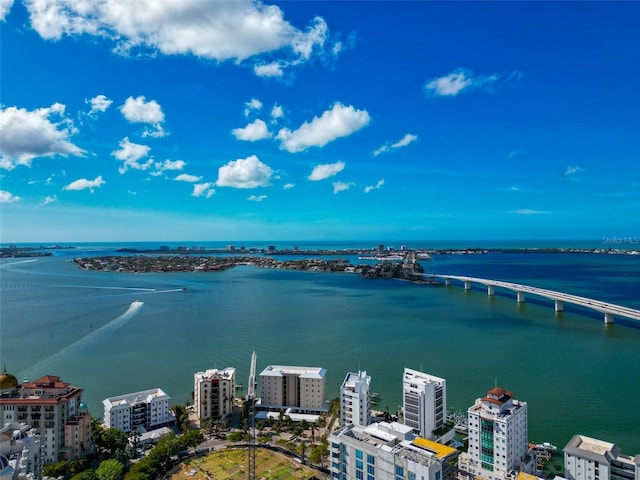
[260,365,326,379]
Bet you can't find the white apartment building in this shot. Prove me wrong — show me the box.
[103,388,174,433]
[328,421,457,480]
[0,422,41,479]
[0,371,92,464]
[564,434,640,480]
[402,368,447,439]
[193,367,236,422]
[458,387,534,480]
[340,371,371,428]
[259,365,327,413]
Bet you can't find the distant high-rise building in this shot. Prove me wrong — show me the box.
[259,365,327,413]
[103,388,174,433]
[564,434,640,480]
[458,387,534,480]
[0,371,92,464]
[340,371,371,427]
[402,368,446,439]
[194,367,236,423]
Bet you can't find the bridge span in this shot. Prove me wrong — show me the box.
[428,273,640,325]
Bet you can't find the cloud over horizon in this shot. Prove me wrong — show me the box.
[216,155,273,188]
[111,137,152,174]
[63,176,105,192]
[277,103,370,153]
[120,96,166,138]
[0,103,85,170]
[232,119,271,141]
[308,161,345,181]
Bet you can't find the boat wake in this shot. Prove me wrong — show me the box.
[19,301,144,379]
[55,285,186,294]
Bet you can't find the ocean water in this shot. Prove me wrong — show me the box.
[1,242,639,452]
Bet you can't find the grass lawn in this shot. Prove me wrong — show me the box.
[171,448,318,480]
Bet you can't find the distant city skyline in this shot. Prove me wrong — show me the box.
[1,1,639,243]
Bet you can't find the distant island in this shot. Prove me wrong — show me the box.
[0,245,75,258]
[73,254,436,283]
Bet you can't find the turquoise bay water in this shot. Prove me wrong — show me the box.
[1,244,639,452]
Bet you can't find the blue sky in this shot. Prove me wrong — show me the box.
[1,0,639,243]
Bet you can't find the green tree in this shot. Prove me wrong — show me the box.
[172,404,190,432]
[309,437,329,467]
[71,470,98,480]
[96,459,124,480]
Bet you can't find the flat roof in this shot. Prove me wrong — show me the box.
[260,365,326,379]
[412,437,458,459]
[564,434,620,464]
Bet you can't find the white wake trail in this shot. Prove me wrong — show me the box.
[20,301,144,379]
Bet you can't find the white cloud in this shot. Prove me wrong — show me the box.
[333,181,352,194]
[24,0,333,75]
[565,165,584,176]
[86,94,112,116]
[175,173,202,183]
[232,119,271,141]
[254,62,284,77]
[291,16,327,60]
[0,0,13,21]
[277,102,370,153]
[192,182,215,198]
[283,183,295,189]
[120,96,166,137]
[425,68,516,97]
[0,103,85,169]
[175,173,202,182]
[392,133,417,148]
[425,70,473,96]
[43,195,57,205]
[248,194,267,202]
[373,133,417,156]
[111,137,152,173]
[308,161,345,181]
[364,179,384,193]
[271,104,284,120]
[332,41,343,56]
[152,159,185,176]
[509,209,550,215]
[216,154,273,188]
[0,189,20,203]
[244,98,263,116]
[63,175,105,192]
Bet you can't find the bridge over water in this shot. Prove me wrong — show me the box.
[427,273,640,325]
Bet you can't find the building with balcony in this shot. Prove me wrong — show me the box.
[0,422,42,479]
[340,371,371,428]
[458,387,534,480]
[402,368,446,440]
[103,388,174,433]
[0,370,92,464]
[259,365,327,414]
[564,434,640,480]
[193,367,236,423]
[328,421,458,480]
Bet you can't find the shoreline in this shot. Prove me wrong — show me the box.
[72,255,433,283]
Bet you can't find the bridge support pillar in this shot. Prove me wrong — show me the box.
[516,291,526,303]
[604,312,615,324]
[487,285,495,296]
[554,300,564,312]
[464,281,472,291]
[445,278,451,286]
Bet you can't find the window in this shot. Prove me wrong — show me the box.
[396,465,404,480]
